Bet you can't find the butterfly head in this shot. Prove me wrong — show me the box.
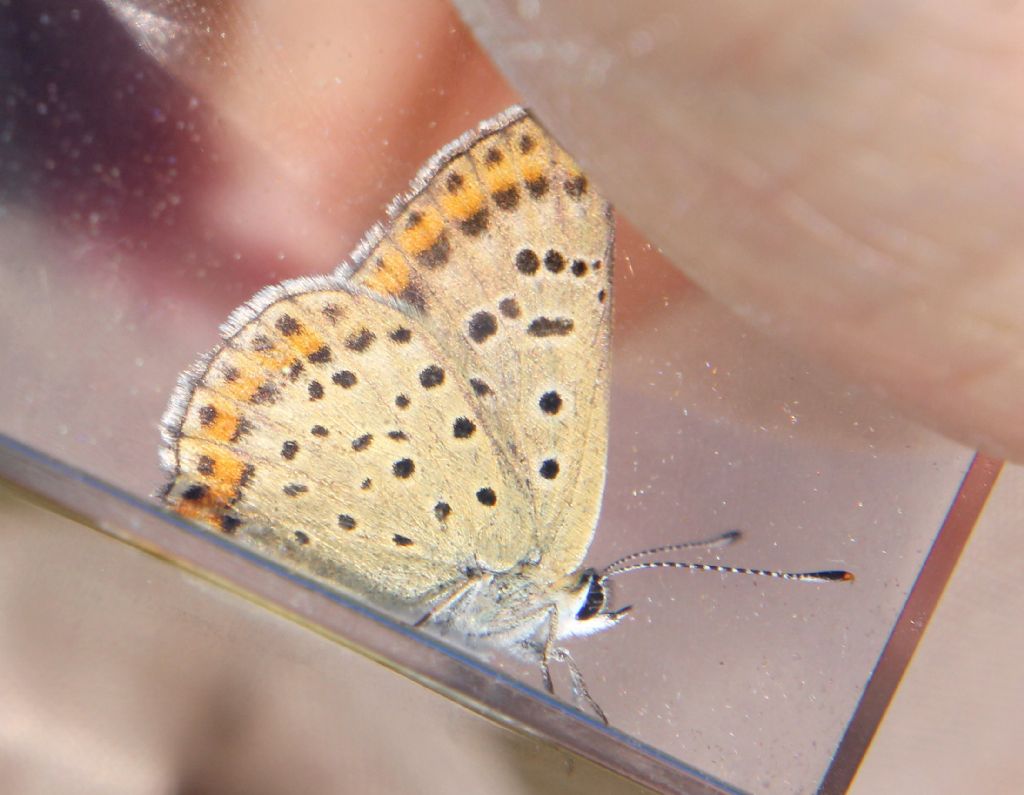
[554,568,632,640]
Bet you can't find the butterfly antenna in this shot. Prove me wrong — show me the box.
[603,560,854,583]
[602,530,742,575]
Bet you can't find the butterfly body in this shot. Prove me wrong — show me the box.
[159,107,621,700]
[420,562,624,652]
[160,107,853,723]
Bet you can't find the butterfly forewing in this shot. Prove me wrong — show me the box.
[347,110,614,579]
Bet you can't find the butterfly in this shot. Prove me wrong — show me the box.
[159,107,851,724]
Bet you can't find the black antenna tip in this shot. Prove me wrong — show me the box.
[722,530,742,542]
[814,570,855,582]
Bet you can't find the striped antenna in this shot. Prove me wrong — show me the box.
[602,530,742,575]
[603,560,853,583]
[602,529,853,583]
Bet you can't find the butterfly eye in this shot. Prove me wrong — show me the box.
[575,572,606,621]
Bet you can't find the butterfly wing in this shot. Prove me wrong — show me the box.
[160,279,534,606]
[160,108,614,607]
[346,109,614,579]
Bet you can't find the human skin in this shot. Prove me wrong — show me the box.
[103,0,1024,463]
[455,0,1024,464]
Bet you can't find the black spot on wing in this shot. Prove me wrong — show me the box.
[515,249,539,275]
[539,391,562,415]
[564,175,587,198]
[446,172,464,192]
[251,384,278,404]
[544,250,565,273]
[230,418,253,442]
[419,365,445,389]
[539,459,560,479]
[452,417,476,439]
[416,233,450,269]
[182,484,208,501]
[275,314,301,336]
[337,514,356,530]
[498,298,521,319]
[332,370,357,388]
[346,328,376,352]
[399,284,426,312]
[527,317,574,337]
[467,311,498,343]
[526,176,548,198]
[493,186,519,210]
[307,345,332,364]
[459,209,489,237]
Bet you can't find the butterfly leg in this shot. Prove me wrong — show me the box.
[414,574,481,628]
[533,607,608,724]
[534,605,559,694]
[549,646,608,726]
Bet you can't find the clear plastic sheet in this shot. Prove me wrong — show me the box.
[0,4,995,793]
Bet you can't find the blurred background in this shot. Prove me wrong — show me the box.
[1,2,1020,793]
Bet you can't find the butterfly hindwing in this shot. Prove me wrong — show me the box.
[162,280,535,605]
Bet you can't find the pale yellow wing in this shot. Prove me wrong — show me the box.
[345,109,613,578]
[160,279,533,606]
[160,107,613,604]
